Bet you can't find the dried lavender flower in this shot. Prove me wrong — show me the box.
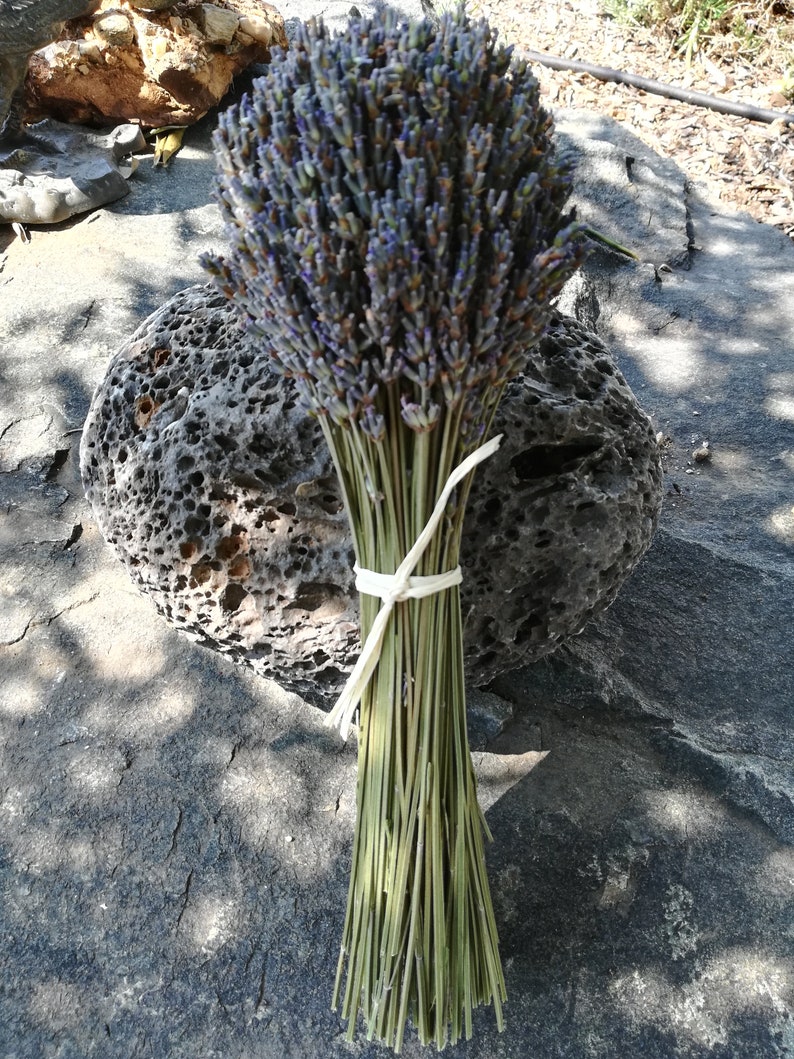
[203,7,589,1050]
[203,6,587,436]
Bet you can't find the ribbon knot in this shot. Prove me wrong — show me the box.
[384,574,412,605]
[324,434,502,741]
[354,565,464,607]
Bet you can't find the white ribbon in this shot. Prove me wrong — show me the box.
[325,434,503,740]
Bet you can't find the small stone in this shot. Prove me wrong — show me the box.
[93,12,135,46]
[693,442,711,462]
[237,14,281,43]
[685,467,695,475]
[196,4,239,45]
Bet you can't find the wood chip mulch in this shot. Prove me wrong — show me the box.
[470,0,794,239]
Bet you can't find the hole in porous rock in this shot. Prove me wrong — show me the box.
[221,583,250,612]
[285,582,343,613]
[177,455,194,471]
[510,438,602,480]
[153,347,171,368]
[134,395,161,430]
[514,614,543,645]
[276,502,296,516]
[228,557,252,579]
[477,496,502,524]
[319,494,343,515]
[179,540,201,561]
[117,449,128,464]
[231,472,267,492]
[193,564,212,585]
[190,471,205,487]
[183,516,209,536]
[478,624,496,646]
[216,535,244,561]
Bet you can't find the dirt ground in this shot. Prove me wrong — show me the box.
[469,0,794,238]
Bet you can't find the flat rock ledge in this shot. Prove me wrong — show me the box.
[80,284,663,704]
[0,120,145,225]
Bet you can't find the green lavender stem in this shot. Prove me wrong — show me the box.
[201,9,590,1049]
[325,407,505,1051]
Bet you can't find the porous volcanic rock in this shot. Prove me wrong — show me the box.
[24,0,287,129]
[80,284,663,703]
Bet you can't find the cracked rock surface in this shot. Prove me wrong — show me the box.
[80,289,663,702]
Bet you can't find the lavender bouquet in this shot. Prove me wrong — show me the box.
[204,7,586,1049]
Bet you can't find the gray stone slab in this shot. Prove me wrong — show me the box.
[494,528,794,844]
[555,110,794,577]
[0,23,792,1058]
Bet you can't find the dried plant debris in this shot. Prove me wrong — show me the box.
[471,0,794,238]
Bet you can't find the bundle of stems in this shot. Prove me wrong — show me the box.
[322,402,504,1050]
[203,6,587,1048]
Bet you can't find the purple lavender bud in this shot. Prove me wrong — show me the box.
[202,6,589,432]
